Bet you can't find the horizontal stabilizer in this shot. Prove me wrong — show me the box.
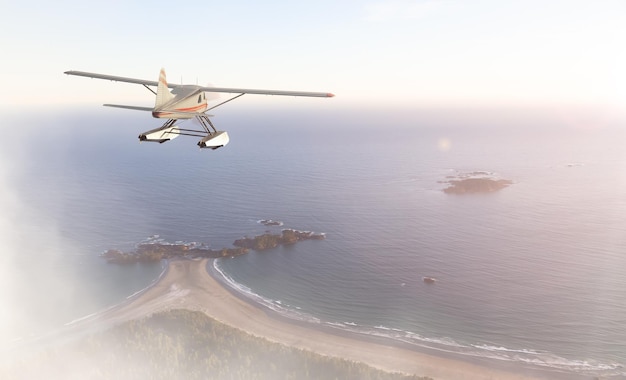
[104,104,153,112]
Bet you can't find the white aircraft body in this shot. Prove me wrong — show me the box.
[64,69,334,149]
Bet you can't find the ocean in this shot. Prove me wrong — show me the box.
[2,105,625,378]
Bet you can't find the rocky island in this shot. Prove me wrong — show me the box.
[234,229,325,250]
[102,229,325,264]
[441,171,512,194]
[101,244,249,264]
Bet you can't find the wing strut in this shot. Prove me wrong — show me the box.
[207,93,245,111]
[143,84,156,95]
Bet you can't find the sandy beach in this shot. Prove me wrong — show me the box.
[73,258,555,380]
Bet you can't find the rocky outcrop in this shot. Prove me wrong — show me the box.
[103,229,325,264]
[234,229,325,250]
[441,171,512,194]
[443,178,512,194]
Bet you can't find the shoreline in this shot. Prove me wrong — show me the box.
[207,259,579,380]
[63,258,571,379]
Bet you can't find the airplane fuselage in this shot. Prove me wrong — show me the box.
[152,86,208,119]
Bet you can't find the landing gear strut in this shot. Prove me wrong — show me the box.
[194,115,229,149]
[138,114,229,148]
[196,115,217,135]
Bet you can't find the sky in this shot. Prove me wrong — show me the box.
[2,0,626,110]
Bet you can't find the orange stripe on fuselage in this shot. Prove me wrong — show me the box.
[175,103,208,112]
[152,102,208,118]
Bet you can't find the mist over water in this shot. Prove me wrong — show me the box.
[1,106,625,378]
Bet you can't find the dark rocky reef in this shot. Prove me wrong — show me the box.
[103,229,325,264]
[259,219,283,226]
[102,245,249,264]
[234,229,325,250]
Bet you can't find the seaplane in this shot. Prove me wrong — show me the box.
[64,69,334,149]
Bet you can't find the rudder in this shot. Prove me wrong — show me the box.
[155,68,173,108]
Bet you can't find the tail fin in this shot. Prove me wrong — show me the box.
[155,68,173,108]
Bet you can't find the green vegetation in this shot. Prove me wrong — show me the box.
[2,310,431,380]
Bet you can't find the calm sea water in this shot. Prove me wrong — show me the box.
[2,106,625,378]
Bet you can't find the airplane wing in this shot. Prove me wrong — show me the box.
[196,85,334,98]
[103,104,153,111]
[65,71,166,88]
[64,70,334,98]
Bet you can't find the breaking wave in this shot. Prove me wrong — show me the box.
[212,259,625,378]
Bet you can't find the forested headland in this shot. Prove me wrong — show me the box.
[1,309,432,380]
